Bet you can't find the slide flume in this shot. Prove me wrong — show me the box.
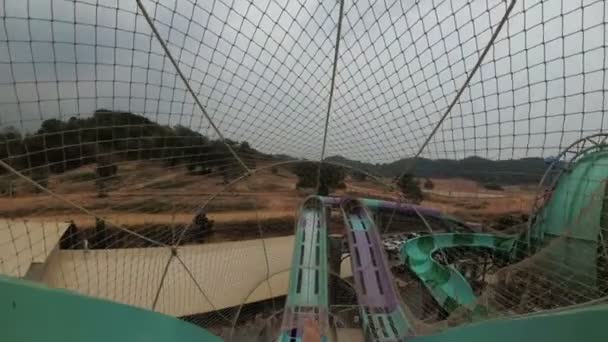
[400,233,515,313]
[279,196,330,342]
[341,198,413,341]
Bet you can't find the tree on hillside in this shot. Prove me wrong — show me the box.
[2,111,267,180]
[29,166,50,193]
[239,141,252,152]
[0,177,15,197]
[218,164,231,184]
[191,210,214,243]
[186,162,211,175]
[237,141,257,169]
[1,126,22,141]
[396,173,423,204]
[483,182,504,191]
[423,178,435,189]
[351,170,367,181]
[0,126,24,175]
[95,154,118,197]
[292,162,346,196]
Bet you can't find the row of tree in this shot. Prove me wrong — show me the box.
[289,161,426,203]
[0,109,260,195]
[326,154,548,185]
[1,109,429,202]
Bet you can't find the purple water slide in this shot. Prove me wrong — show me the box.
[342,203,401,311]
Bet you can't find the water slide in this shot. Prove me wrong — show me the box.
[345,197,518,314]
[341,198,413,341]
[400,233,515,313]
[339,197,517,316]
[278,196,330,342]
[1,193,606,342]
[4,271,606,342]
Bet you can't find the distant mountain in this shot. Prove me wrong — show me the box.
[326,155,549,185]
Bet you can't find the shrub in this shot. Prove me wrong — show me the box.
[292,162,345,196]
[95,157,118,197]
[423,178,435,189]
[396,173,423,204]
[483,182,504,191]
[0,177,15,196]
[64,171,97,183]
[351,170,367,181]
[29,167,49,193]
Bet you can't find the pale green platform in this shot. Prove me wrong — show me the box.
[0,276,221,342]
[2,263,608,342]
[413,304,608,342]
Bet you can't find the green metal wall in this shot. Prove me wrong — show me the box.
[413,304,608,342]
[0,276,222,342]
[532,150,608,241]
[530,150,608,288]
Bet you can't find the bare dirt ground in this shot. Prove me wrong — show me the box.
[338,176,535,222]
[1,162,536,234]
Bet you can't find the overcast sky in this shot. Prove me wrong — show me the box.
[0,0,607,163]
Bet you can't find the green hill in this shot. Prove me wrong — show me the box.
[326,155,549,185]
[0,109,263,176]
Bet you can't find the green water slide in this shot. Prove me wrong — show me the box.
[528,147,608,288]
[278,196,330,342]
[400,143,608,314]
[400,233,515,312]
[4,257,607,342]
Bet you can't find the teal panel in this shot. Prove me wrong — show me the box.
[532,150,608,241]
[412,304,608,342]
[0,276,223,342]
[348,214,368,231]
[529,150,608,288]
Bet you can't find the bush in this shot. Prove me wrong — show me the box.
[186,210,214,243]
[29,167,49,193]
[351,170,367,181]
[423,178,435,189]
[292,162,345,196]
[96,157,118,197]
[187,163,212,175]
[271,167,279,175]
[0,177,15,197]
[396,173,423,204]
[483,182,504,191]
[64,171,97,183]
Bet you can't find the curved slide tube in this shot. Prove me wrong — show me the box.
[279,196,330,342]
[400,233,515,312]
[341,198,413,341]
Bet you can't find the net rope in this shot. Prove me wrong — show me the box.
[1,0,608,339]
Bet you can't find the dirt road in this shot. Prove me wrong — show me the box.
[28,209,296,228]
